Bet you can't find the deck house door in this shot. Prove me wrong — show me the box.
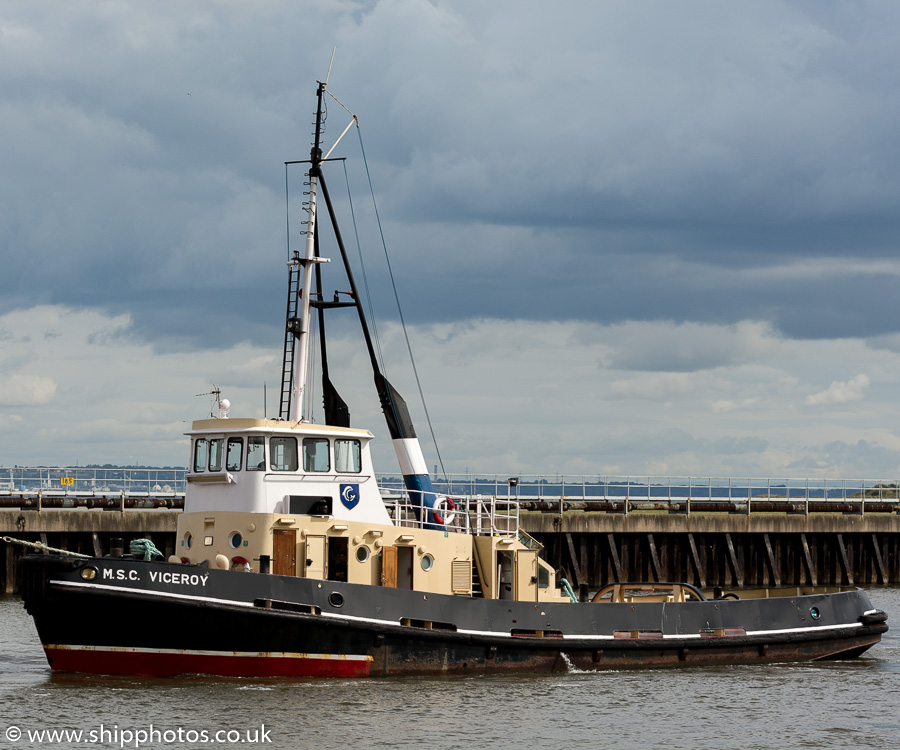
[272,529,296,576]
[304,535,326,580]
[515,550,538,602]
[381,546,398,587]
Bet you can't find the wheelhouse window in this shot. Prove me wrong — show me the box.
[270,437,299,471]
[193,438,208,472]
[226,437,243,471]
[303,437,330,472]
[335,439,361,473]
[209,438,224,472]
[247,436,265,470]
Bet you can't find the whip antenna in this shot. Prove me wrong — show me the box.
[325,47,336,86]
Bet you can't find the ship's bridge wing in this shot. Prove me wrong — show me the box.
[184,418,391,525]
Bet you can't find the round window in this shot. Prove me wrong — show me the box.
[356,546,370,563]
[229,532,243,549]
[421,554,434,571]
[184,532,193,550]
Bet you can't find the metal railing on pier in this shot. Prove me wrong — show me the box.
[418,474,900,501]
[0,467,185,508]
[1,467,897,512]
[376,473,900,513]
[0,467,185,496]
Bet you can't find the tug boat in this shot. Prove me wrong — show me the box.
[20,81,887,677]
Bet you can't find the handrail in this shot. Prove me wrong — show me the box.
[381,488,521,537]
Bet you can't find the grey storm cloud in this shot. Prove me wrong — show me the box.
[1,1,900,478]
[2,0,900,353]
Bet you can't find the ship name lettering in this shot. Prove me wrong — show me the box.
[101,568,140,581]
[149,570,209,587]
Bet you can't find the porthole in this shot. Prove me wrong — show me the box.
[80,566,98,581]
[184,532,193,550]
[229,532,243,549]
[421,554,434,572]
[328,592,344,608]
[356,546,370,563]
[810,607,821,620]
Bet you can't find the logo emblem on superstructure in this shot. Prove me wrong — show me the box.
[340,484,360,509]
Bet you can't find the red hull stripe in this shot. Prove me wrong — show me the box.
[43,645,372,678]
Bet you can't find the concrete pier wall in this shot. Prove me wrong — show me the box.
[1,510,178,594]
[3,507,899,594]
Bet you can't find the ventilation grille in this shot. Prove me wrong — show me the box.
[452,559,471,594]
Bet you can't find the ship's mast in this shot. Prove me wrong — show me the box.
[280,80,443,527]
[289,81,326,422]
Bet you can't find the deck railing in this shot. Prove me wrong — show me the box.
[381,490,520,536]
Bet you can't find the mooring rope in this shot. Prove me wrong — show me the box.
[1,535,90,558]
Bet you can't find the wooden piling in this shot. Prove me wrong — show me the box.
[4,542,15,595]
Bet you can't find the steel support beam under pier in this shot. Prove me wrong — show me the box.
[525,513,900,588]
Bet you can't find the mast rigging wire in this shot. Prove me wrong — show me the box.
[282,86,448,478]
[353,122,448,483]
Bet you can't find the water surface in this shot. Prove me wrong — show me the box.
[1,589,898,749]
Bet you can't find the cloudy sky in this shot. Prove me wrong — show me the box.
[1,0,899,481]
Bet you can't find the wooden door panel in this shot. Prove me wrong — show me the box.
[272,529,296,576]
[381,546,397,587]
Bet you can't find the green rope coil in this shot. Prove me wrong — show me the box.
[560,577,578,603]
[129,539,163,561]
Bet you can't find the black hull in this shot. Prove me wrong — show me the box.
[21,555,887,677]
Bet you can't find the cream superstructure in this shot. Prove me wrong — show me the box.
[176,417,568,603]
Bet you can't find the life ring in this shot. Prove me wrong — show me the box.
[432,497,457,526]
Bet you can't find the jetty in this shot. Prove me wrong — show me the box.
[2,468,898,594]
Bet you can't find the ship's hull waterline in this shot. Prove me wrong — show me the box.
[22,556,887,677]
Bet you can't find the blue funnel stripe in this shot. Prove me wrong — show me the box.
[403,472,443,530]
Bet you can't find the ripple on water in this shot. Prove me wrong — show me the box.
[1,591,899,750]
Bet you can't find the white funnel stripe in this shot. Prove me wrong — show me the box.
[392,438,428,476]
